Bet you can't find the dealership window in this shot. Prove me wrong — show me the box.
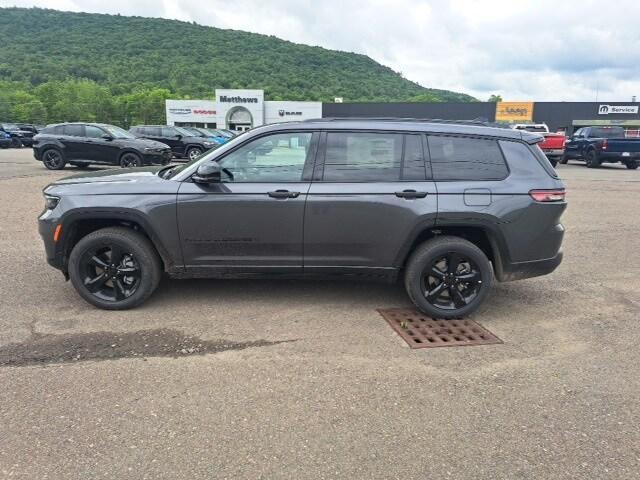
[218,132,312,182]
[427,135,508,181]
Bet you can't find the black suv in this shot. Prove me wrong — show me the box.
[33,123,172,170]
[39,119,566,318]
[1,123,32,147]
[130,125,218,161]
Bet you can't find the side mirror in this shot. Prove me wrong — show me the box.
[101,134,114,141]
[175,134,183,139]
[192,162,221,184]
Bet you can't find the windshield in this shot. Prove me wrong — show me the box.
[104,125,135,139]
[589,127,625,139]
[2,123,19,131]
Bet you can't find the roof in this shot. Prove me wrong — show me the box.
[260,118,540,144]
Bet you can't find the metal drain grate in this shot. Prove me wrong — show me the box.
[378,308,503,349]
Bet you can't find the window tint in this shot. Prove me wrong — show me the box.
[218,132,312,182]
[161,127,178,137]
[323,132,402,181]
[63,124,84,137]
[403,134,428,180]
[428,135,508,181]
[85,125,105,138]
[500,140,558,179]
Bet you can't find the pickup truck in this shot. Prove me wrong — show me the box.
[512,124,565,167]
[562,126,640,169]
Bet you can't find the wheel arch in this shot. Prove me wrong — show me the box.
[58,210,172,274]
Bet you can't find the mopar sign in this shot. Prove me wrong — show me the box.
[599,105,639,115]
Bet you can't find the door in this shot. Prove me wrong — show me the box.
[160,126,186,155]
[61,124,85,160]
[304,131,438,274]
[84,124,119,164]
[177,131,318,273]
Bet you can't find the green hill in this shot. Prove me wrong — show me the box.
[0,7,475,125]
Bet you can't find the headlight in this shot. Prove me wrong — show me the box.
[203,142,215,147]
[44,193,60,210]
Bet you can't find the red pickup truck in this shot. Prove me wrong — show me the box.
[512,124,565,167]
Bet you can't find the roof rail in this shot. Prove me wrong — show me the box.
[304,117,492,126]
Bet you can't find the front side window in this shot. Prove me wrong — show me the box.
[161,127,179,137]
[85,125,105,138]
[218,132,312,182]
[323,132,403,181]
[428,135,508,181]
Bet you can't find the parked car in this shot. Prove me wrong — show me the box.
[39,119,566,317]
[0,129,11,149]
[511,124,565,166]
[33,122,172,170]
[129,125,218,161]
[1,123,29,148]
[180,127,229,145]
[562,126,640,169]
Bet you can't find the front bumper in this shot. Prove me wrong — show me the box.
[38,210,65,271]
[0,138,11,148]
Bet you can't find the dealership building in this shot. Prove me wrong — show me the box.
[166,89,640,137]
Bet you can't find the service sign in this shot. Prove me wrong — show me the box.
[598,105,639,115]
[495,102,534,122]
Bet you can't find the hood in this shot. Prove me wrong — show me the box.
[131,138,169,149]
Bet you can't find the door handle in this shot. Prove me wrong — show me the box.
[395,189,428,199]
[268,190,300,199]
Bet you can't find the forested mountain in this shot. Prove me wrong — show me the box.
[0,7,475,126]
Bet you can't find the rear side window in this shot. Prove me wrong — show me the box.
[321,132,428,182]
[63,124,84,137]
[500,140,558,179]
[428,135,508,181]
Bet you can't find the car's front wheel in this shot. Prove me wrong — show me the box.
[186,147,203,161]
[42,149,66,170]
[10,137,22,148]
[68,227,162,310]
[120,152,142,168]
[626,160,638,170]
[404,236,494,319]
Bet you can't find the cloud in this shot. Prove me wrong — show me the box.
[2,0,639,101]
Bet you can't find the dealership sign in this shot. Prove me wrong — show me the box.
[495,102,534,122]
[598,105,639,115]
[168,107,215,116]
[278,110,303,117]
[219,95,259,104]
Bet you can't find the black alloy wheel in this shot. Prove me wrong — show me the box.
[421,253,482,311]
[42,149,66,170]
[120,152,142,168]
[585,150,600,168]
[404,236,493,319]
[79,244,141,302]
[626,160,638,170]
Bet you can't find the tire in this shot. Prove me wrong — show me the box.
[68,227,162,310]
[186,146,203,161]
[559,155,569,165]
[585,149,600,168]
[120,152,142,168]
[42,149,66,170]
[10,137,22,148]
[549,158,558,168]
[404,236,494,319]
[70,162,90,169]
[626,160,639,170]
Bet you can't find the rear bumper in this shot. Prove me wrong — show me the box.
[599,151,640,162]
[498,250,563,282]
[542,149,564,157]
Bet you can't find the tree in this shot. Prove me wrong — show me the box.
[488,94,503,102]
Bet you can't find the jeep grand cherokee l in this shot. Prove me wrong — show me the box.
[130,125,218,161]
[39,119,566,318]
[33,123,172,169]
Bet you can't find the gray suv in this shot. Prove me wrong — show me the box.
[39,119,566,318]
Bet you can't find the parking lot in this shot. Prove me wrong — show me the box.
[1,147,639,479]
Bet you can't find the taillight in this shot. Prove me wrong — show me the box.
[602,139,608,150]
[561,137,566,148]
[529,189,566,202]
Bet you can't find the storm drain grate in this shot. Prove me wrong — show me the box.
[378,308,503,349]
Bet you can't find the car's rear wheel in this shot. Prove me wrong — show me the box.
[10,137,22,148]
[404,236,494,319]
[68,227,162,310]
[120,152,142,168]
[585,149,601,168]
[626,160,638,170]
[42,149,66,170]
[559,155,569,164]
[186,147,203,161]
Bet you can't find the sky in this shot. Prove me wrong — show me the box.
[2,0,639,101]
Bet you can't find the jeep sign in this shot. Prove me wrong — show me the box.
[598,105,639,115]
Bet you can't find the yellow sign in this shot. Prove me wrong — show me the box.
[495,102,534,122]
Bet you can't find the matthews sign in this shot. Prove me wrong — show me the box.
[599,105,639,115]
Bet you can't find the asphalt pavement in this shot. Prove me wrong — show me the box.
[1,148,639,479]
